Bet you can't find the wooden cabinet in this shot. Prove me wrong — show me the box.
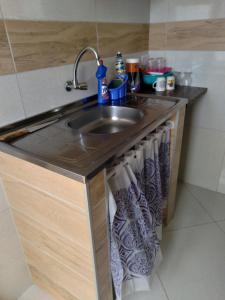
[0,151,112,300]
[0,106,185,300]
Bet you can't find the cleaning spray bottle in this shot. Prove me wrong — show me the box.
[96,60,110,104]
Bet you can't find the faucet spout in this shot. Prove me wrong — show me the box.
[65,47,101,92]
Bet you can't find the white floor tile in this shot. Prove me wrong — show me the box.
[18,284,54,300]
[158,223,225,300]
[218,154,225,194]
[0,231,25,265]
[166,184,212,231]
[0,210,16,237]
[0,180,9,213]
[186,184,225,221]
[123,275,168,300]
[0,260,31,300]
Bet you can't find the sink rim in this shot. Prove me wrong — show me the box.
[67,105,145,135]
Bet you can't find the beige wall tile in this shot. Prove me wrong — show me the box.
[149,23,166,50]
[150,18,225,51]
[97,22,149,58]
[2,20,150,74]
[6,20,97,72]
[0,21,15,75]
[167,19,225,51]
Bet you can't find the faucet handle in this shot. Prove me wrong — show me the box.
[65,80,88,92]
[77,82,88,90]
[65,80,73,92]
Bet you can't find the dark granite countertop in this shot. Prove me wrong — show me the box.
[136,85,207,105]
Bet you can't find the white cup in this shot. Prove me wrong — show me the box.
[166,75,175,91]
[152,77,166,92]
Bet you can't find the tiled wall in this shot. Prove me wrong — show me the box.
[149,0,225,193]
[0,0,150,125]
[0,1,150,299]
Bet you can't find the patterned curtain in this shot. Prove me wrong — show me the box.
[108,124,171,300]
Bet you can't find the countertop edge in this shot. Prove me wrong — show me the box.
[137,85,208,104]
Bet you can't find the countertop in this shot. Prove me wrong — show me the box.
[0,94,187,183]
[137,85,207,105]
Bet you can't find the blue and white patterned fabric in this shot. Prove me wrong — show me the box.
[108,124,171,300]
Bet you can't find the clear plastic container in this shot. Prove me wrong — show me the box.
[174,71,192,86]
[183,72,192,86]
[148,58,157,72]
[156,57,166,72]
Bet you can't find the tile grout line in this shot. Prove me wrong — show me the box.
[215,221,225,236]
[183,184,216,223]
[94,0,100,54]
[156,272,170,300]
[216,146,225,192]
[164,220,216,233]
[162,183,220,233]
[0,5,17,74]
[181,184,225,239]
[0,7,27,118]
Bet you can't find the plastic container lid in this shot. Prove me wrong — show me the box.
[126,58,140,64]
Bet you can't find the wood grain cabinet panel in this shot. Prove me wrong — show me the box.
[23,239,96,300]
[3,176,91,248]
[88,172,113,300]
[13,210,94,281]
[30,266,77,300]
[0,152,98,300]
[0,151,86,212]
[166,106,186,223]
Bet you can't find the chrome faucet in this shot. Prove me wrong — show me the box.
[65,47,101,92]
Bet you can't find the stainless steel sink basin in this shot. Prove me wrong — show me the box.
[67,106,144,134]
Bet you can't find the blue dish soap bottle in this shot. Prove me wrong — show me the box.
[96,60,110,104]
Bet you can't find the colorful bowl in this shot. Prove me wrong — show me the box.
[143,74,163,85]
[143,72,174,85]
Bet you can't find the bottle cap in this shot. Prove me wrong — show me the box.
[126,58,140,64]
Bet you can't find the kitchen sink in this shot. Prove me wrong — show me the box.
[67,106,144,134]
